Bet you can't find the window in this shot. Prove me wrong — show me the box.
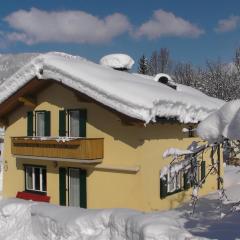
[59,109,87,137]
[25,166,47,193]
[68,110,80,137]
[59,167,87,208]
[188,126,194,138]
[36,112,45,136]
[27,111,51,137]
[160,171,183,198]
[191,157,200,184]
[167,171,182,193]
[160,160,205,199]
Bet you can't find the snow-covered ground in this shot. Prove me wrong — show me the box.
[0,165,239,240]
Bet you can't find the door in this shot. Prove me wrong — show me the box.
[69,168,80,207]
[68,168,87,208]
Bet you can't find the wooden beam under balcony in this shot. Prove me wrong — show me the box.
[11,137,104,161]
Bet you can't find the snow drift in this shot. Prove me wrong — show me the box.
[197,100,240,143]
[0,52,224,124]
[0,198,194,240]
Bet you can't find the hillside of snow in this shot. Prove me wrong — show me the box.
[0,165,239,240]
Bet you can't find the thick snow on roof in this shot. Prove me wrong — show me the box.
[197,100,240,143]
[99,53,134,70]
[0,52,224,123]
[0,53,39,84]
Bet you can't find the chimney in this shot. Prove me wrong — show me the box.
[100,54,134,72]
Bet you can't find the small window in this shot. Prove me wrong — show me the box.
[27,111,51,137]
[188,126,194,138]
[25,166,47,193]
[36,112,45,136]
[160,163,201,198]
[68,110,80,137]
[191,157,200,183]
[59,109,86,137]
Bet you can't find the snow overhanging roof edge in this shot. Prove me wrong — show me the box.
[0,52,225,124]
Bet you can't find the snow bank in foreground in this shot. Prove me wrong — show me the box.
[0,52,224,123]
[224,165,240,188]
[0,199,194,240]
[197,100,240,143]
[0,199,36,240]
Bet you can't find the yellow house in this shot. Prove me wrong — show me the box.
[0,52,224,211]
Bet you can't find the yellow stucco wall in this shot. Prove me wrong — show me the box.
[2,82,223,211]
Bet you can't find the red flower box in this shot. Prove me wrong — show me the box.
[16,191,50,203]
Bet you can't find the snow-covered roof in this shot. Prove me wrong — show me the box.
[99,53,134,70]
[0,52,224,124]
[0,53,39,84]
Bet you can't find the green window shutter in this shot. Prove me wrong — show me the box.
[27,111,34,136]
[59,167,66,206]
[201,161,206,183]
[59,110,66,136]
[44,111,51,136]
[79,109,87,137]
[80,169,87,208]
[183,172,191,190]
[160,175,168,199]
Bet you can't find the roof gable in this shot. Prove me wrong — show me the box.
[0,52,225,124]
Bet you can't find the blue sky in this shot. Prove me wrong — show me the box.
[0,0,240,68]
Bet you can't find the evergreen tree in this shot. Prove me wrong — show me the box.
[138,54,149,75]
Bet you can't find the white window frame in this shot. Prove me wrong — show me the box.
[167,171,182,193]
[25,166,46,193]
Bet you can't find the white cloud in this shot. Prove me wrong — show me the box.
[4,8,131,44]
[215,15,240,33]
[134,9,204,39]
[2,8,205,46]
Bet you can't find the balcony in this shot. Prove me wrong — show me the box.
[11,137,104,162]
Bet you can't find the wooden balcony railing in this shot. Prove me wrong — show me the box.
[11,137,104,161]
